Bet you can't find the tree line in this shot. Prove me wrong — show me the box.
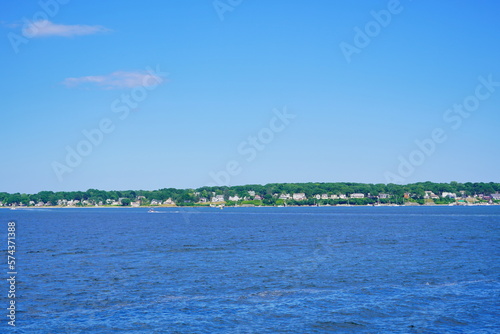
[0,182,499,206]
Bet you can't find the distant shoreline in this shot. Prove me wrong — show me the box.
[2,182,499,208]
[2,203,498,210]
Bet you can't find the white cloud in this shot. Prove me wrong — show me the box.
[22,20,109,38]
[63,71,165,89]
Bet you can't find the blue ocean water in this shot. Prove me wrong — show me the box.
[1,206,499,333]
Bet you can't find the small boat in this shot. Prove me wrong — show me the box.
[148,208,157,213]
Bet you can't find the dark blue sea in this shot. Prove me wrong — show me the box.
[1,206,499,333]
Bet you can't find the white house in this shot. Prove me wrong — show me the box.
[248,191,256,197]
[228,195,241,201]
[150,199,162,205]
[212,195,225,202]
[279,194,291,200]
[164,198,175,205]
[379,193,390,199]
[254,195,262,200]
[293,193,307,201]
[442,192,457,198]
[350,193,365,199]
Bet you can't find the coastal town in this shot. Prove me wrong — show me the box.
[1,182,499,207]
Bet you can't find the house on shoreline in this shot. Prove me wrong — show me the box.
[292,193,307,201]
[211,195,225,202]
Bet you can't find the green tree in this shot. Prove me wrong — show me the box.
[121,198,131,206]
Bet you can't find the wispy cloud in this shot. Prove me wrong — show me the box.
[22,20,109,38]
[63,70,165,89]
[1,21,20,29]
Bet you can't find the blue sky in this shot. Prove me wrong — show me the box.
[1,0,499,193]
